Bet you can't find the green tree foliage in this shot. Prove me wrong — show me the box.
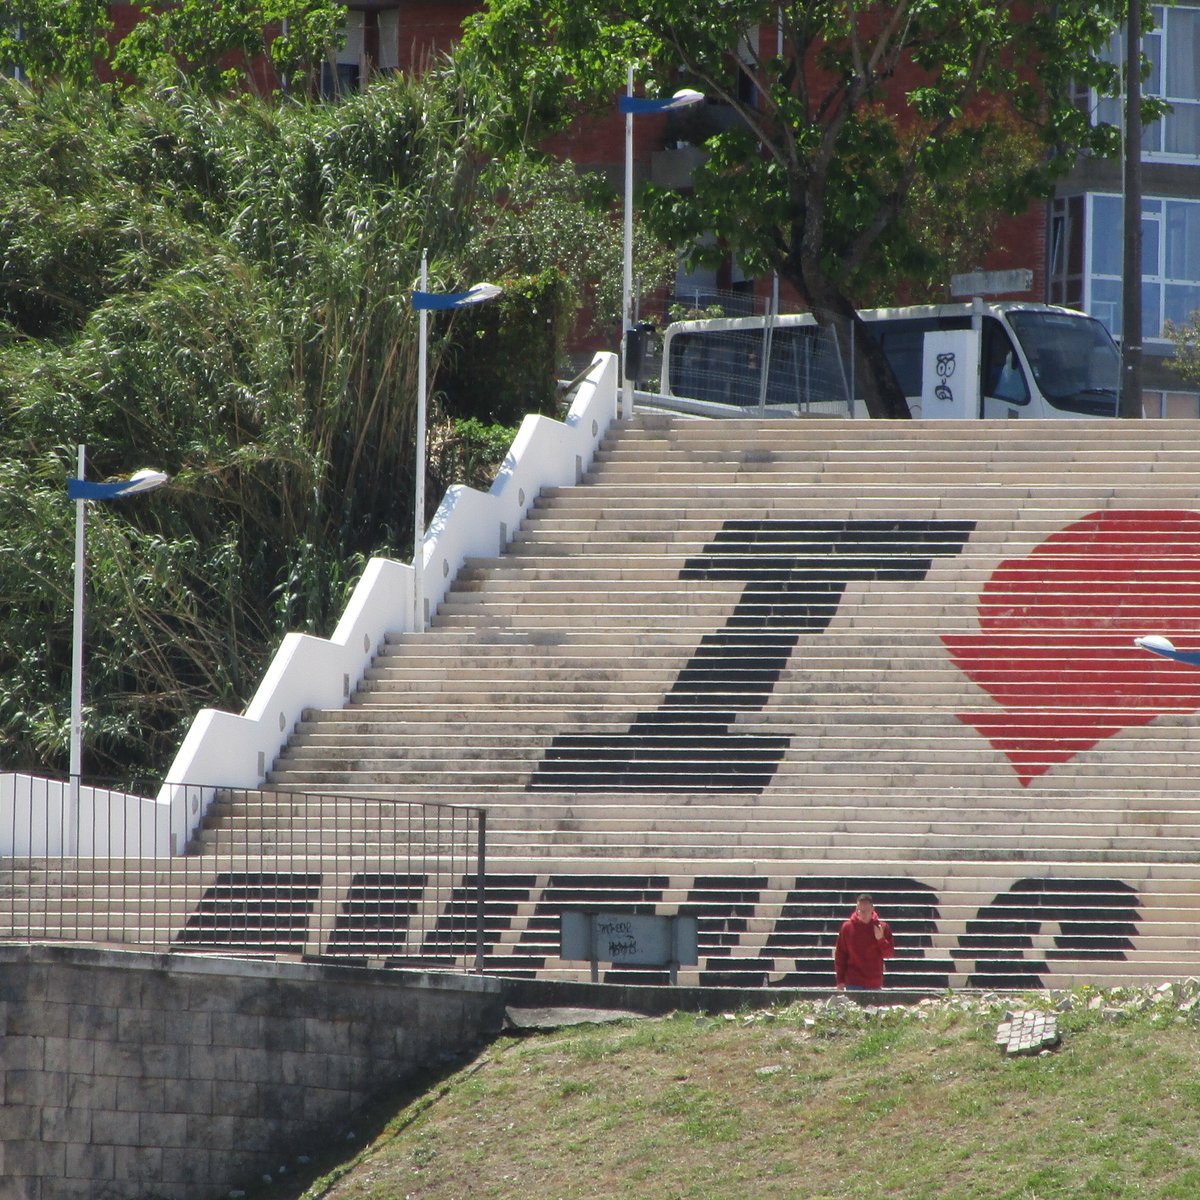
[112,0,345,96]
[876,111,1047,306]
[462,0,1132,417]
[1164,313,1200,389]
[0,0,113,90]
[465,156,677,348]
[1,0,344,95]
[0,69,614,783]
[437,271,574,426]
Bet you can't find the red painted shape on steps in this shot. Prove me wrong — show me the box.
[941,510,1200,785]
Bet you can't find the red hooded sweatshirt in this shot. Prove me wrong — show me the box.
[834,910,895,988]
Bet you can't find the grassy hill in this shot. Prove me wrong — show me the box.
[253,984,1200,1200]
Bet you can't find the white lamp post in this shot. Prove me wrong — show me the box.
[619,72,705,419]
[1134,635,1200,666]
[410,253,501,630]
[67,447,169,808]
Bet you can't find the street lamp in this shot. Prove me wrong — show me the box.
[619,71,705,419]
[1134,635,1200,666]
[410,252,501,629]
[66,446,169,799]
[1119,5,1144,418]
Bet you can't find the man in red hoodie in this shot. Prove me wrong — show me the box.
[834,893,895,990]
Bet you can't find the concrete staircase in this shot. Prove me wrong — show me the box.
[25,416,1200,990]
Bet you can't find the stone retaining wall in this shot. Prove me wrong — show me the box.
[0,944,505,1200]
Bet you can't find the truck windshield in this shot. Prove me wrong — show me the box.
[1007,311,1120,416]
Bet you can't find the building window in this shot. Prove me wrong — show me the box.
[321,8,362,97]
[1076,193,1200,342]
[735,35,758,108]
[1095,3,1200,161]
[320,60,360,98]
[1156,4,1200,156]
[377,9,399,72]
[1049,196,1085,311]
[1146,389,1200,417]
[319,8,399,98]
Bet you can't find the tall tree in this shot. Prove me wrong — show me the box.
[0,0,344,95]
[463,0,1127,418]
[0,0,113,89]
[112,0,345,96]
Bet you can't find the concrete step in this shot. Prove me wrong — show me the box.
[240,777,1200,809]
[260,767,1200,793]
[533,482,1200,502]
[196,823,1200,858]
[577,466,1200,487]
[199,798,1200,832]
[367,627,1187,655]
[260,772,1200,801]
[591,448,1200,466]
[10,848,1200,987]
[198,788,1199,828]
[272,733,1200,768]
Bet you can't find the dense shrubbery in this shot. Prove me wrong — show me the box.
[439,270,575,427]
[0,71,646,783]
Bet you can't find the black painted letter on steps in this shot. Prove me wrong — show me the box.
[530,519,975,792]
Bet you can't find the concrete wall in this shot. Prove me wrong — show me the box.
[0,944,505,1200]
[0,775,173,859]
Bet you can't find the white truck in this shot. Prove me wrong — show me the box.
[656,300,1122,419]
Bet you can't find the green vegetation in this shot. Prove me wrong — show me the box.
[0,70,650,782]
[0,0,344,95]
[254,988,1200,1200]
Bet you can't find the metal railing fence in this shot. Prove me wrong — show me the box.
[0,775,487,974]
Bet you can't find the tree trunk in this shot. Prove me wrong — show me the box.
[800,278,912,419]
